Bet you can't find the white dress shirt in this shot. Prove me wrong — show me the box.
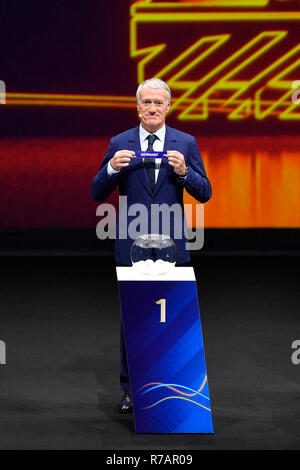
[107,124,166,183]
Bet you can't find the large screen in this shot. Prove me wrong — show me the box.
[1,0,300,229]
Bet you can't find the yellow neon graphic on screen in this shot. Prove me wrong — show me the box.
[5,0,300,121]
[130,0,300,120]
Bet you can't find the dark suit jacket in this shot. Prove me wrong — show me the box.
[91,124,212,265]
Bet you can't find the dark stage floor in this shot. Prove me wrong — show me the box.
[0,255,299,450]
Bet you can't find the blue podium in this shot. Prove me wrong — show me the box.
[117,267,213,434]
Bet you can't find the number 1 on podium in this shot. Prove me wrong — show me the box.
[156,298,166,323]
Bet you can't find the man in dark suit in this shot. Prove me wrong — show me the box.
[91,78,212,412]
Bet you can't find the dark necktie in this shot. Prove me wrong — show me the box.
[145,134,157,191]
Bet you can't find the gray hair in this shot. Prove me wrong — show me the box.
[136,78,171,102]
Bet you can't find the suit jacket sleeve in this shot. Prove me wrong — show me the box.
[91,137,122,202]
[176,136,212,203]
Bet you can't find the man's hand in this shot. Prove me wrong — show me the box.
[167,150,188,176]
[110,150,134,171]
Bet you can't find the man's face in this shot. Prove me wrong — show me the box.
[137,87,171,133]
